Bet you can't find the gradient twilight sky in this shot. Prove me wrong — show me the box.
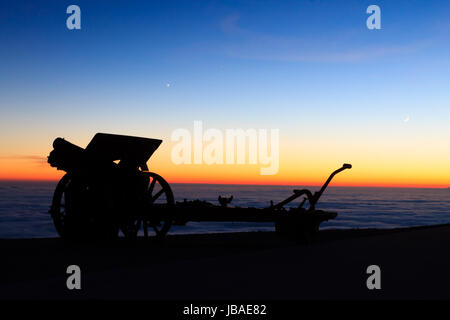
[0,0,449,187]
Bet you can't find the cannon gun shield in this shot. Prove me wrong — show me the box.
[85,133,162,170]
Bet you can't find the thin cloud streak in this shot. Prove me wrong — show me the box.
[0,155,47,166]
[219,14,432,63]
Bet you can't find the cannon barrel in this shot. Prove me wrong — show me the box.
[48,138,85,172]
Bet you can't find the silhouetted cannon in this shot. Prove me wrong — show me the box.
[48,133,351,242]
[48,133,174,240]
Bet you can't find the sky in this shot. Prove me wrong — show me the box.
[0,0,449,187]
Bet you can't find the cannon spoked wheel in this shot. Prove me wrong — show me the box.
[50,173,71,238]
[142,172,175,239]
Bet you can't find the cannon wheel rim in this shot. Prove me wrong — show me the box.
[143,172,174,238]
[50,173,72,238]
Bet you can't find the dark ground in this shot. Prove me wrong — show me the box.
[1,224,450,300]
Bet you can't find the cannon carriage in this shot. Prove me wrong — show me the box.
[48,133,175,240]
[48,133,351,242]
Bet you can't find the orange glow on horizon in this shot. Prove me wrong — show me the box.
[0,177,447,189]
[0,164,448,189]
[1,137,449,189]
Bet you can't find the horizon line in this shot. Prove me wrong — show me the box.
[0,178,448,189]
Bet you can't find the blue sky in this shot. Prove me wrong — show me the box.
[0,0,449,185]
[1,1,449,127]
